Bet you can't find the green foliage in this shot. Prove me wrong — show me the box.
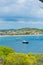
[0,46,43,65]
[0,46,14,56]
[4,53,37,65]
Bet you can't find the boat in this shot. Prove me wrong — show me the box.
[22,40,29,44]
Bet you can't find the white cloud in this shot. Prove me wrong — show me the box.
[18,21,43,24]
[0,0,43,18]
[0,20,43,29]
[17,0,25,4]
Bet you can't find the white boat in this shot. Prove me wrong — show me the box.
[22,40,29,44]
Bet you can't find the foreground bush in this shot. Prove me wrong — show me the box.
[0,46,43,65]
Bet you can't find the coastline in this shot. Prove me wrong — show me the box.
[0,34,43,37]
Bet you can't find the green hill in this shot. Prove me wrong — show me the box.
[0,28,43,35]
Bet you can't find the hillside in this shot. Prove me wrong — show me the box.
[0,28,43,35]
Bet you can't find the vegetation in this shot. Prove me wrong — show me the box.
[0,46,43,65]
[0,28,43,35]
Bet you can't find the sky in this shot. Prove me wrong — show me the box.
[0,0,43,29]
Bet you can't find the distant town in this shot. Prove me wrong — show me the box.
[0,28,43,35]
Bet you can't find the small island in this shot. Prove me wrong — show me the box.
[0,28,43,36]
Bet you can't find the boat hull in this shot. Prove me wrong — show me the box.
[22,42,29,44]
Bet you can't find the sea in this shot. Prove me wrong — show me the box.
[0,35,43,53]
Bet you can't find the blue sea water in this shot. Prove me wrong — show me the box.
[0,36,43,53]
